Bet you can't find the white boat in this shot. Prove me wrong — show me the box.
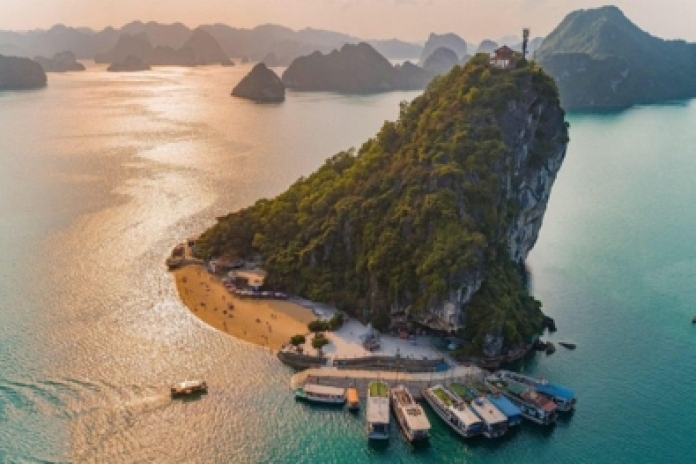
[422,384,483,438]
[448,383,508,439]
[366,381,390,440]
[496,369,577,412]
[485,375,557,425]
[390,384,431,442]
[294,383,346,405]
[171,379,207,398]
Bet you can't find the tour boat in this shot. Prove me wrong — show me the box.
[422,384,483,438]
[390,384,431,442]
[448,383,508,438]
[366,381,390,440]
[347,387,360,411]
[170,379,208,398]
[496,369,577,412]
[472,381,523,427]
[294,383,346,405]
[485,375,557,425]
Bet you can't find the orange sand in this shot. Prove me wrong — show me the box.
[173,265,316,350]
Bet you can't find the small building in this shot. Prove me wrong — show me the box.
[490,45,515,69]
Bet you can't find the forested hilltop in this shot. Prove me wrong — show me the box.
[537,6,696,109]
[195,55,569,355]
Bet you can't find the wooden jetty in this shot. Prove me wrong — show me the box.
[290,365,487,400]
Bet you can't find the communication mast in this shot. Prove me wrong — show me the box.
[522,28,530,58]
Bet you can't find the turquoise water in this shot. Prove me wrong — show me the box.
[1,65,695,463]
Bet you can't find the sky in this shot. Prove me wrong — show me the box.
[2,0,696,43]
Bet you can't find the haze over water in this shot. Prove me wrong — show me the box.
[1,64,695,462]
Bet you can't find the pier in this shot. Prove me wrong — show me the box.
[290,365,487,400]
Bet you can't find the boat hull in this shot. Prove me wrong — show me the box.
[294,388,346,405]
[390,387,430,442]
[422,389,479,438]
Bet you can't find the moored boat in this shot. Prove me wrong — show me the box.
[422,384,483,438]
[390,384,431,442]
[472,381,523,427]
[485,375,557,425]
[171,379,207,398]
[347,387,360,411]
[295,383,346,405]
[449,382,508,438]
[497,369,576,412]
[366,381,390,440]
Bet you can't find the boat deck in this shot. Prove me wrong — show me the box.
[291,366,485,399]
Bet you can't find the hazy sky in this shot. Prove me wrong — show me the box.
[2,0,696,43]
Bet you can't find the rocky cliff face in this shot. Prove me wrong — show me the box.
[429,72,568,333]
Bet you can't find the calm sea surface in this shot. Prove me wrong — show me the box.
[1,64,695,463]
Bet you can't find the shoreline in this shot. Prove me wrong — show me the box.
[172,264,317,350]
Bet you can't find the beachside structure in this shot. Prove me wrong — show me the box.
[390,385,431,442]
[294,383,346,405]
[422,384,483,438]
[366,381,390,440]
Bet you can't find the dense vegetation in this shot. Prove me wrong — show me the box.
[196,55,565,353]
[537,5,696,109]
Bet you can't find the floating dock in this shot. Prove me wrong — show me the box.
[290,365,487,400]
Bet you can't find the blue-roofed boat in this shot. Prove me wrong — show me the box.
[472,380,523,427]
[496,370,576,412]
[484,375,557,425]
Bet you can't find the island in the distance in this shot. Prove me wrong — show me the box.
[232,63,285,103]
[107,55,151,72]
[34,51,85,72]
[537,5,696,109]
[282,42,433,93]
[192,53,569,359]
[0,54,47,90]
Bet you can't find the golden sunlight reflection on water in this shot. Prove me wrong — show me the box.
[0,62,415,461]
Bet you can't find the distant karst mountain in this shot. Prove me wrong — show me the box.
[95,28,228,66]
[182,28,229,64]
[536,5,696,109]
[0,55,47,89]
[419,33,467,65]
[282,42,433,93]
[422,46,460,75]
[1,21,424,66]
[34,51,85,72]
[107,55,150,72]
[475,40,499,54]
[232,62,285,103]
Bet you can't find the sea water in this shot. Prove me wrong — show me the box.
[1,64,695,463]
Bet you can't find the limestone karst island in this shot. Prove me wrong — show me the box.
[173,42,568,365]
[10,2,696,461]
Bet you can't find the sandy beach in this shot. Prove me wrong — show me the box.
[173,265,316,350]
